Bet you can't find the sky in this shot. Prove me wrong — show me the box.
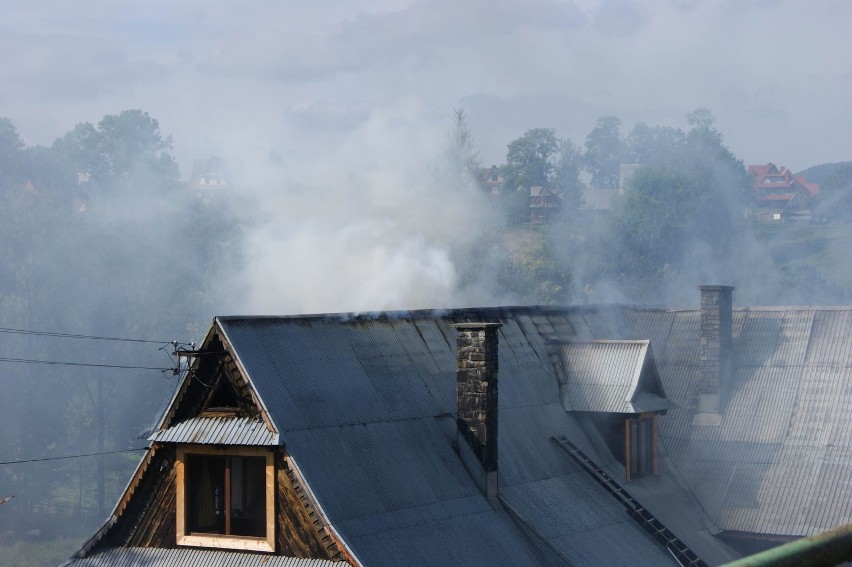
[3,0,852,314]
[4,0,851,174]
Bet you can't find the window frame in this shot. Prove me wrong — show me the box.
[624,412,657,482]
[176,444,275,552]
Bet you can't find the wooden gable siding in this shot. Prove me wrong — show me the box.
[101,445,177,548]
[276,451,347,561]
[95,445,349,561]
[163,329,274,434]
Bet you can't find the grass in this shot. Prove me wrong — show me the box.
[754,223,852,295]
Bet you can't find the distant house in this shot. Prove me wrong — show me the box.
[578,164,638,219]
[64,286,852,565]
[748,163,819,223]
[478,165,505,197]
[529,186,561,223]
[188,157,230,202]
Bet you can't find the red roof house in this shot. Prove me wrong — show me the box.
[748,163,819,222]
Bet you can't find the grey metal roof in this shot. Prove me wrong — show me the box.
[216,312,679,566]
[539,305,852,538]
[62,546,340,566]
[148,416,279,445]
[556,340,674,413]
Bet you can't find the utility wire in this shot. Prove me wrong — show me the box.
[0,357,172,372]
[0,326,169,344]
[0,447,148,466]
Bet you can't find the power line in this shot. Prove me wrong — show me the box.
[0,447,148,466]
[0,357,172,372]
[0,326,170,344]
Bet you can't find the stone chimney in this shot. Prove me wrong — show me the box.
[694,285,734,426]
[452,322,501,497]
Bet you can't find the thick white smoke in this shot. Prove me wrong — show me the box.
[234,99,498,314]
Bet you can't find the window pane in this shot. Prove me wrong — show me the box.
[230,456,267,537]
[187,455,226,534]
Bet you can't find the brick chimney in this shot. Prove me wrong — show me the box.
[452,322,501,497]
[694,285,734,426]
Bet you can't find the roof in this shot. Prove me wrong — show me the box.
[641,307,852,537]
[748,162,819,200]
[148,416,279,445]
[97,300,852,563]
[214,313,683,566]
[555,340,674,413]
[62,547,339,566]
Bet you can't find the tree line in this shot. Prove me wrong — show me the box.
[0,111,240,543]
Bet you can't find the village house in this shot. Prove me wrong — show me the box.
[478,165,505,197]
[748,163,819,223]
[63,286,852,566]
[529,186,561,223]
[188,157,230,203]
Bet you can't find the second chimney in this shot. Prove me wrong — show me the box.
[453,322,501,497]
[694,285,734,426]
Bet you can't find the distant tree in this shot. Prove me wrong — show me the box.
[686,107,715,130]
[52,109,179,193]
[588,108,749,303]
[584,116,623,189]
[551,138,584,210]
[624,122,685,165]
[0,117,24,187]
[503,128,560,191]
[441,108,481,192]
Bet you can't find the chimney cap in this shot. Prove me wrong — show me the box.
[452,322,503,329]
[698,285,735,292]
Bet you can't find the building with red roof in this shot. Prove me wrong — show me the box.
[748,163,819,223]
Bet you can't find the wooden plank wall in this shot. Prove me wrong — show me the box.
[102,445,177,548]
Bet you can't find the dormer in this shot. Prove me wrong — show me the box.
[553,340,675,481]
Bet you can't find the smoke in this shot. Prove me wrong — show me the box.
[230,99,502,314]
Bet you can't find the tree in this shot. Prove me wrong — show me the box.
[503,128,560,191]
[0,117,24,190]
[52,109,179,194]
[551,138,584,210]
[97,109,178,186]
[584,116,623,189]
[440,108,481,192]
[583,108,750,303]
[624,122,685,165]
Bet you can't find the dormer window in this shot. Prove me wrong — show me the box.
[176,445,274,552]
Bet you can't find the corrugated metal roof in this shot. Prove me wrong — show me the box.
[148,416,279,445]
[556,341,674,413]
[63,546,340,566]
[215,312,680,566]
[616,306,852,537]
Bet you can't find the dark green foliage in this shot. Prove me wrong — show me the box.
[501,128,584,225]
[503,128,560,191]
[582,109,750,303]
[583,116,623,189]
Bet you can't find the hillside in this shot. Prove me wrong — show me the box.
[731,223,852,305]
[796,161,852,186]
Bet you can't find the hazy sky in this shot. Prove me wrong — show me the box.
[4,0,851,174]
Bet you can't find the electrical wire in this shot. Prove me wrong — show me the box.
[0,357,172,372]
[0,447,148,466]
[0,326,170,344]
